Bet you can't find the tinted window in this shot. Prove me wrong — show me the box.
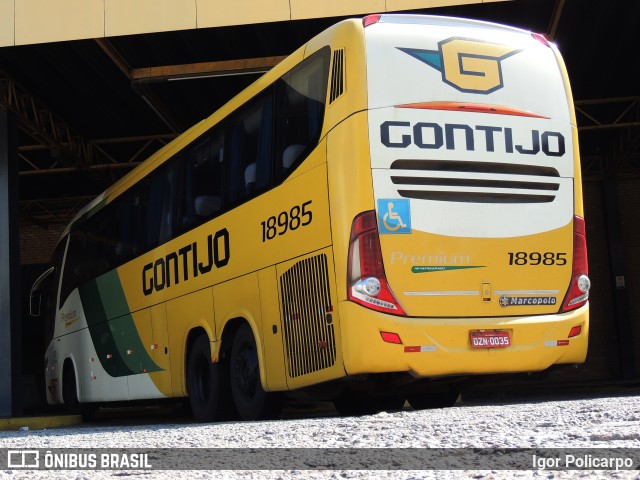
[274,48,329,181]
[58,47,330,305]
[177,126,224,233]
[226,92,273,205]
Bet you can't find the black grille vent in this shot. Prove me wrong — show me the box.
[390,160,560,204]
[329,49,345,103]
[280,254,336,378]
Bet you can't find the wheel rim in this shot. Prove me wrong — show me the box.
[234,340,258,403]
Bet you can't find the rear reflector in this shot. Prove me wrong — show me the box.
[568,325,582,338]
[380,331,402,344]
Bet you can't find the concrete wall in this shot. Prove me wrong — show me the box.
[0,0,509,47]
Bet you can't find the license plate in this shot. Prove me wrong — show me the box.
[469,330,511,348]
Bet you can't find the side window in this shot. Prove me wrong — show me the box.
[51,236,67,313]
[143,166,173,250]
[115,190,138,263]
[274,47,329,181]
[88,210,114,276]
[60,210,111,304]
[178,127,224,233]
[60,228,85,305]
[226,92,273,205]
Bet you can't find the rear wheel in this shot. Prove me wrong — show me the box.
[377,394,406,412]
[230,323,281,420]
[333,394,406,416]
[333,392,382,416]
[407,391,459,410]
[187,334,228,422]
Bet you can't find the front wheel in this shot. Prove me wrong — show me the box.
[230,323,281,421]
[62,362,96,421]
[62,362,80,413]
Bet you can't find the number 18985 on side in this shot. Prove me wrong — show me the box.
[508,251,567,266]
[261,200,313,242]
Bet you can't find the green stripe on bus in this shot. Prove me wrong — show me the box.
[411,265,486,273]
[96,270,130,320]
[79,270,162,377]
[79,280,131,377]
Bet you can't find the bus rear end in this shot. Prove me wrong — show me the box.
[339,15,589,381]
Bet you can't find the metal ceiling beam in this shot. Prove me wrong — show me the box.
[130,55,287,83]
[0,70,89,169]
[546,0,566,41]
[17,133,174,176]
[20,133,175,150]
[19,161,142,176]
[0,64,176,179]
[95,38,183,133]
[576,96,640,131]
[578,97,640,180]
[20,195,97,223]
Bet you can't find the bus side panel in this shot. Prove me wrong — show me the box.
[84,271,166,400]
[275,246,345,390]
[117,141,330,315]
[304,19,368,141]
[258,266,289,392]
[166,287,216,397]
[325,110,373,301]
[125,308,173,400]
[148,302,173,396]
[45,288,130,404]
[213,273,265,386]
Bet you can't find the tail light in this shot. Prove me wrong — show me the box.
[531,32,551,47]
[347,211,406,316]
[363,14,382,27]
[560,216,590,312]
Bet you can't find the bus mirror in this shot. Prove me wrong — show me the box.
[30,266,54,318]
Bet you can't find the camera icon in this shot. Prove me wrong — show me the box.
[8,450,39,468]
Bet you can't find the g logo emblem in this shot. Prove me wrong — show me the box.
[399,37,520,94]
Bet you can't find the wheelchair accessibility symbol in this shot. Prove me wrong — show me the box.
[378,199,412,234]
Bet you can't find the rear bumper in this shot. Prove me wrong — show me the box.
[339,301,589,377]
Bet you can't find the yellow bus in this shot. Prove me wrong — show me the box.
[31,14,590,420]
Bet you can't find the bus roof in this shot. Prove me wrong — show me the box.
[369,14,531,35]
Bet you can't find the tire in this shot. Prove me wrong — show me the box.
[333,392,381,417]
[230,323,281,421]
[187,334,227,422]
[62,362,97,421]
[62,362,80,414]
[377,395,406,412]
[407,391,459,410]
